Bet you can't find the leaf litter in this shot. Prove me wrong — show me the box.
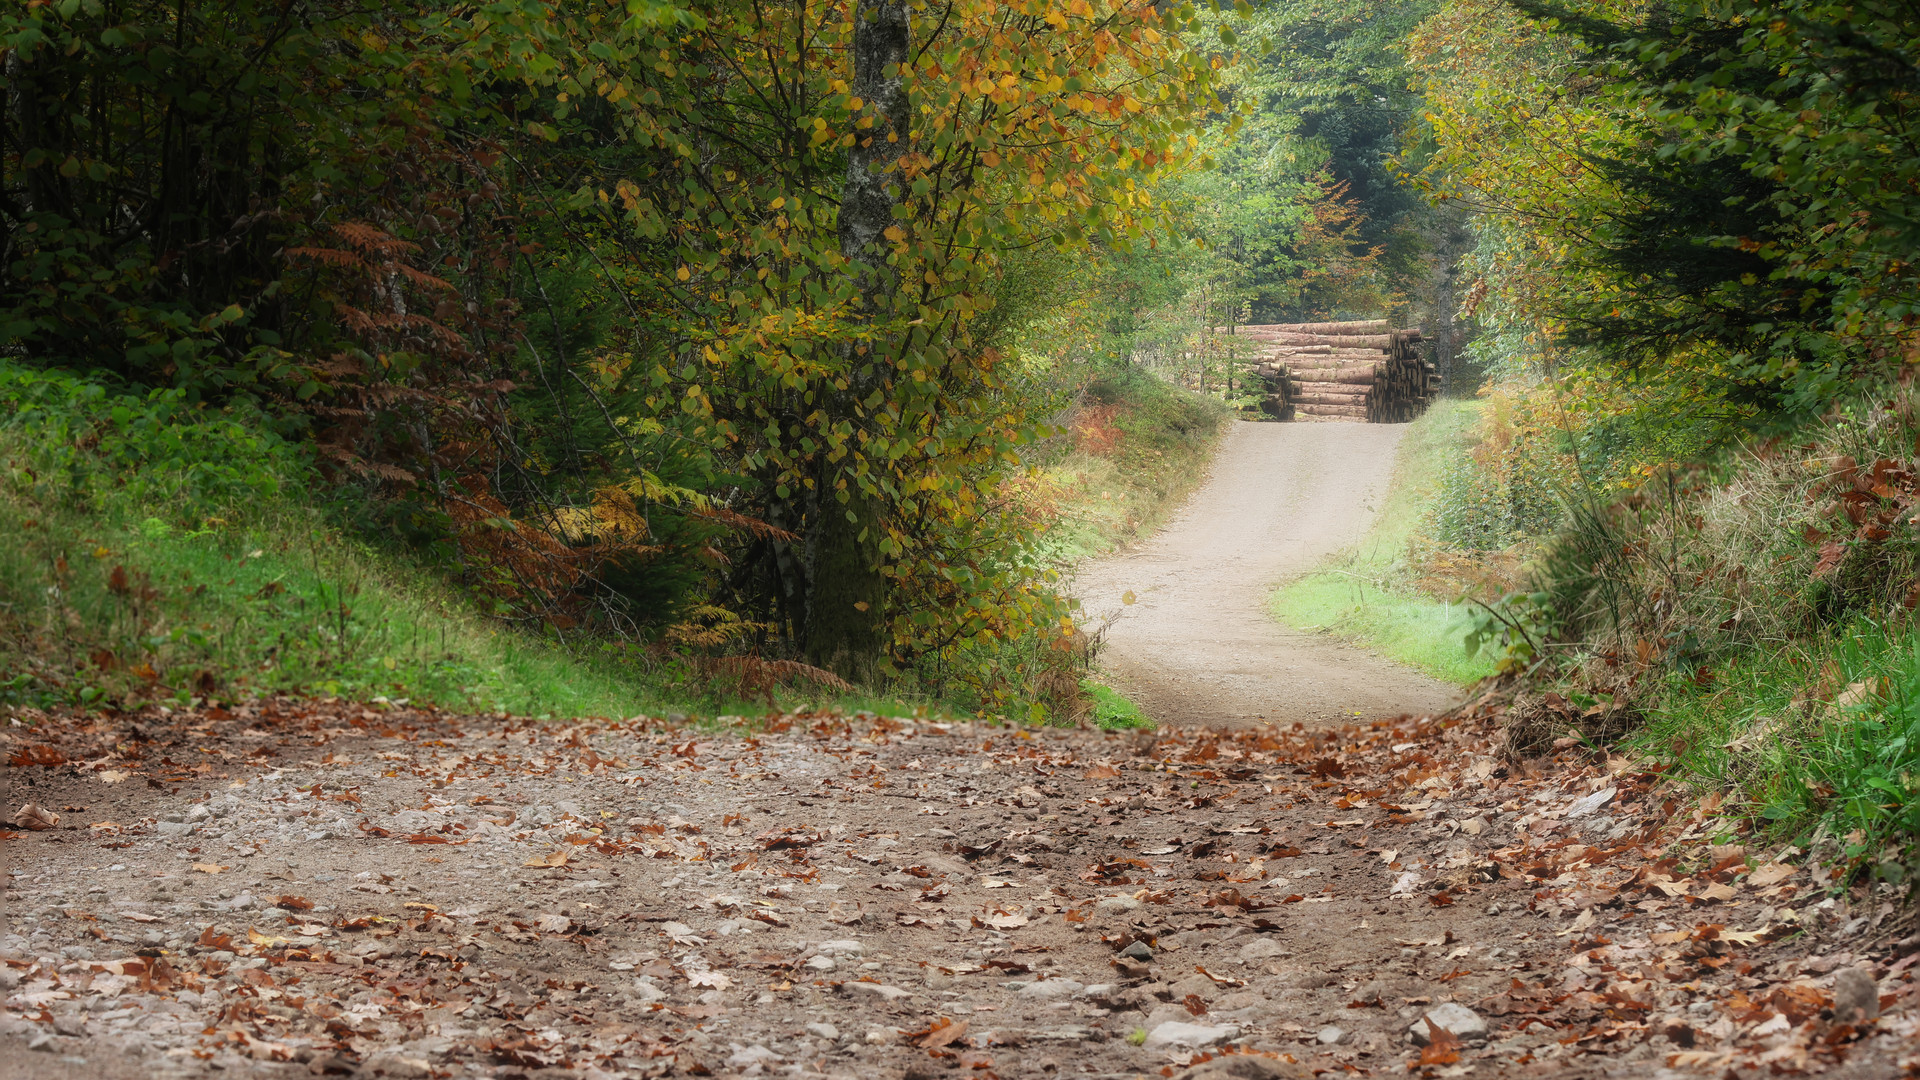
[0,697,1914,1077]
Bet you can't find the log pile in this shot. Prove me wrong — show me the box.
[1226,320,1439,423]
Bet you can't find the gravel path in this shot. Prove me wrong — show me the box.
[1073,421,1459,727]
[3,701,1912,1080]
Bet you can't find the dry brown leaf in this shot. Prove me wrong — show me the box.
[534,914,572,934]
[983,909,1029,929]
[192,862,227,875]
[14,803,59,831]
[1746,863,1796,888]
[523,849,570,868]
[917,1018,970,1049]
[1418,1018,1463,1066]
[122,911,162,923]
[275,895,315,911]
[686,970,732,990]
[1083,765,1120,780]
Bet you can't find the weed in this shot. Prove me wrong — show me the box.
[1083,679,1152,730]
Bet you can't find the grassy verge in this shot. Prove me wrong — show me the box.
[1031,366,1232,563]
[0,366,921,722]
[1268,399,1498,687]
[1623,620,1920,879]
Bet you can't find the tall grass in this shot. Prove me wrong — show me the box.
[1464,387,1920,876]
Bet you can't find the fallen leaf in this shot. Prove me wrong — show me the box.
[523,849,571,868]
[1083,765,1120,780]
[14,803,59,831]
[122,911,162,923]
[662,921,707,945]
[827,900,866,925]
[917,1018,971,1049]
[274,895,315,912]
[1746,863,1796,888]
[1418,1017,1463,1066]
[981,879,1017,889]
[192,862,227,875]
[983,909,1029,929]
[686,970,732,990]
[98,771,129,784]
[535,914,572,934]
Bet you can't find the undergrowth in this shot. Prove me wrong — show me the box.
[0,365,915,721]
[1030,365,1231,564]
[1455,385,1920,879]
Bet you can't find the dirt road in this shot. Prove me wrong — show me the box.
[4,701,1912,1080]
[1074,421,1458,727]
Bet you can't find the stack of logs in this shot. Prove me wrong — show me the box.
[1227,320,1439,423]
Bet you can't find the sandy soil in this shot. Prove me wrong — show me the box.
[1073,421,1459,728]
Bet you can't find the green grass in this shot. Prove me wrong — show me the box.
[1626,619,1920,880]
[1082,678,1152,729]
[0,364,934,722]
[1268,399,1497,687]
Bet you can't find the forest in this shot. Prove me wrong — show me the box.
[9,0,1920,866]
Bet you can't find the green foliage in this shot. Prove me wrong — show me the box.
[0,362,918,720]
[1083,679,1153,730]
[1630,620,1920,880]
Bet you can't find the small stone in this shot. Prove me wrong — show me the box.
[1237,937,1287,962]
[1832,967,1880,1025]
[1096,895,1141,915]
[1118,940,1153,962]
[844,981,912,1002]
[804,955,837,972]
[724,1045,781,1068]
[631,980,666,1005]
[805,1021,841,1042]
[27,1032,57,1053]
[1019,978,1085,1000]
[1144,1021,1237,1050]
[1145,1003,1194,1029]
[816,938,865,956]
[864,1026,897,1045]
[1315,1025,1347,1045]
[1407,1002,1488,1047]
[360,1055,430,1079]
[51,1014,86,1037]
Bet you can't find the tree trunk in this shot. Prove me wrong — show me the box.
[806,0,909,677]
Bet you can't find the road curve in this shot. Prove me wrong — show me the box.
[1072,420,1459,728]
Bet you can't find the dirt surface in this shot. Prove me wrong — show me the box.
[1073,421,1459,728]
[4,700,1916,1080]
